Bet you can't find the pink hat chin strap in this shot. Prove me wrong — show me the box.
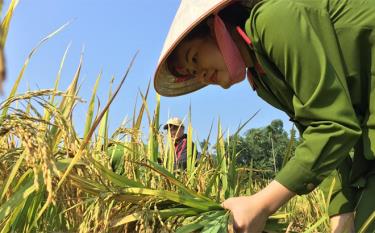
[213,15,246,85]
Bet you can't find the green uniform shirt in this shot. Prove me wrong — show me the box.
[244,0,375,195]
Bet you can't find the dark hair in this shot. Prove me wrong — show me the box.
[167,2,253,77]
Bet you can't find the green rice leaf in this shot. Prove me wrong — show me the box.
[176,210,226,233]
[186,107,196,176]
[43,43,71,122]
[0,0,19,47]
[96,76,113,151]
[358,211,375,233]
[201,213,229,233]
[88,157,145,188]
[0,202,23,233]
[216,119,228,200]
[147,92,160,162]
[0,178,36,222]
[111,207,203,227]
[138,160,212,202]
[133,79,151,130]
[0,151,25,201]
[56,52,138,192]
[302,215,328,233]
[120,187,220,211]
[83,70,101,138]
[0,22,69,124]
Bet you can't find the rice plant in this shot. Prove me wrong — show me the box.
[0,1,335,232]
[0,54,330,233]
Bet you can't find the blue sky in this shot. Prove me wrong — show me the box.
[2,0,292,144]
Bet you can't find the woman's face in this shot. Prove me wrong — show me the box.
[173,36,232,89]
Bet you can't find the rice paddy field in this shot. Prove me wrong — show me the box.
[1,1,374,233]
[0,64,330,233]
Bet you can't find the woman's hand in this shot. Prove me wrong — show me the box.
[222,195,269,233]
[222,180,295,233]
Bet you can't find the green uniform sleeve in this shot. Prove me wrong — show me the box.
[249,0,362,194]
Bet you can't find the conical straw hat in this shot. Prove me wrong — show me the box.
[154,0,232,97]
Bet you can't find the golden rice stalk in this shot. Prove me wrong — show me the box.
[1,116,56,204]
[0,90,81,207]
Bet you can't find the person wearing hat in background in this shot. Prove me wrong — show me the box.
[154,0,375,232]
[163,117,198,170]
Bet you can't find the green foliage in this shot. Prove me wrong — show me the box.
[226,120,299,179]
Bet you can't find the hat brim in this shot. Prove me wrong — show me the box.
[155,63,207,97]
[163,123,185,130]
[154,0,231,97]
